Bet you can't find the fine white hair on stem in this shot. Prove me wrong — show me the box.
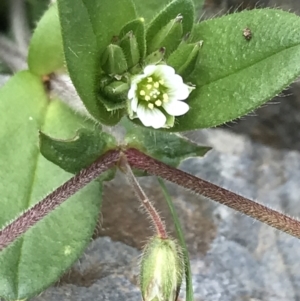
[49,73,93,118]
[0,35,27,72]
[9,0,31,54]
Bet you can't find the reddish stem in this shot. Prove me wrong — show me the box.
[119,154,168,239]
[125,148,300,239]
[0,149,120,251]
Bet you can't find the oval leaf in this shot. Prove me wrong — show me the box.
[171,9,300,131]
[40,127,117,174]
[57,0,122,125]
[0,71,102,300]
[28,2,65,75]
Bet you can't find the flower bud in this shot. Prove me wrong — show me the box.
[148,14,183,57]
[100,44,128,75]
[144,47,166,66]
[119,31,140,69]
[101,80,129,110]
[140,236,184,301]
[167,41,202,78]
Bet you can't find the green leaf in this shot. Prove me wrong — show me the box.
[28,2,65,76]
[171,9,300,131]
[132,0,169,23]
[157,178,194,301]
[123,118,210,167]
[57,0,123,125]
[82,0,136,57]
[40,127,117,174]
[146,0,194,55]
[0,71,102,300]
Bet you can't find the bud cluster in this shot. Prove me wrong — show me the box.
[97,10,201,128]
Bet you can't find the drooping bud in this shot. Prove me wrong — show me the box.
[100,44,128,75]
[101,80,129,110]
[144,47,166,66]
[140,236,184,301]
[147,14,183,57]
[119,31,140,69]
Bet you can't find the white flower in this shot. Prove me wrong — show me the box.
[127,65,194,129]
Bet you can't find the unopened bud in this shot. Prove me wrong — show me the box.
[148,14,183,56]
[140,236,184,301]
[144,47,166,66]
[101,80,129,111]
[100,44,128,75]
[167,41,202,77]
[120,31,140,68]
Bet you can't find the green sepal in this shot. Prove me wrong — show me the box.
[123,118,211,167]
[28,2,64,75]
[120,32,140,69]
[144,47,166,65]
[40,127,117,174]
[119,18,146,60]
[101,44,128,75]
[148,14,183,57]
[146,0,194,54]
[167,41,201,77]
[101,81,130,111]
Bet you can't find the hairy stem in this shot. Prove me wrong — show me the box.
[119,154,168,239]
[125,148,300,239]
[0,149,120,251]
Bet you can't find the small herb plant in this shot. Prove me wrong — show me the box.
[1,0,300,300]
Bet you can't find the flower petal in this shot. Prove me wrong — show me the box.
[128,83,137,99]
[130,96,138,112]
[144,65,156,76]
[173,83,190,100]
[163,100,189,116]
[154,65,175,78]
[137,105,166,128]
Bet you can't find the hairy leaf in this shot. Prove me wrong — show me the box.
[171,9,300,131]
[57,0,123,125]
[0,71,102,300]
[123,119,210,167]
[40,127,117,174]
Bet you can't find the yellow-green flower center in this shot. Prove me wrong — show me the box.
[137,76,169,110]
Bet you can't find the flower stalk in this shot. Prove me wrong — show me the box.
[119,154,168,239]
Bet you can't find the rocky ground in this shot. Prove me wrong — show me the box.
[21,0,300,300]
